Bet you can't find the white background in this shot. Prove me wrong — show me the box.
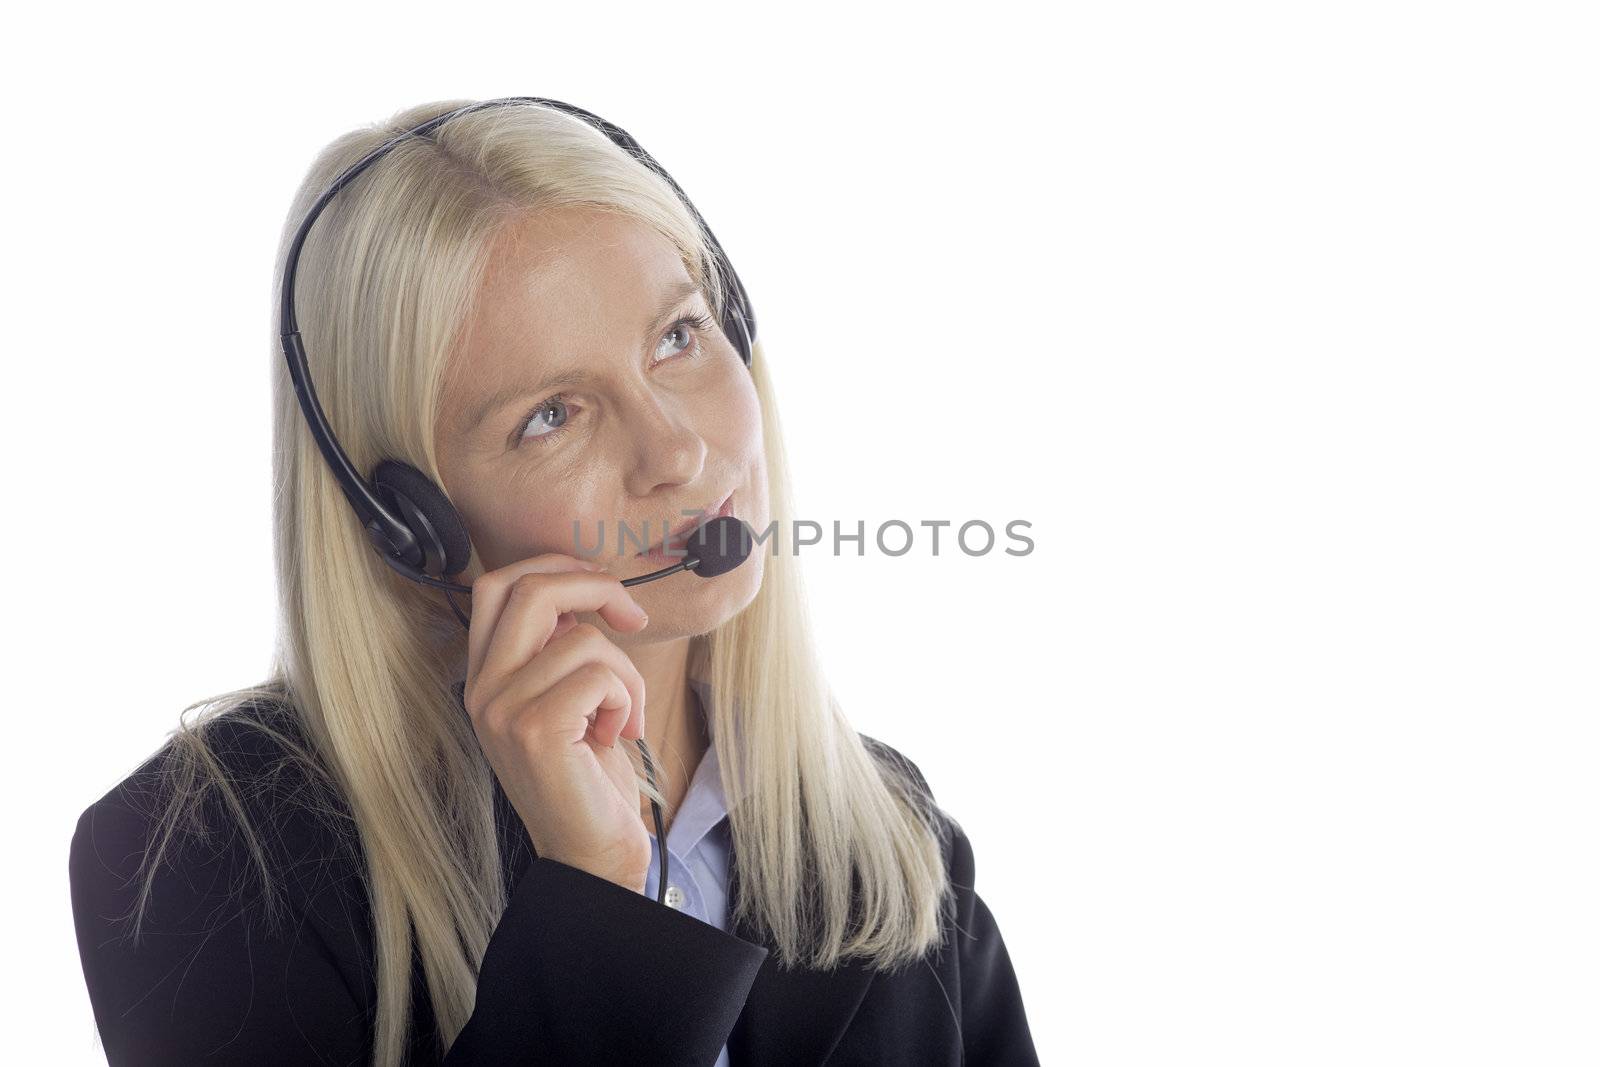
[6,2,1597,1064]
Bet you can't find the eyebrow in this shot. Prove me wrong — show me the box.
[465,278,705,434]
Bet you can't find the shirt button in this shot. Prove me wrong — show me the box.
[664,884,686,909]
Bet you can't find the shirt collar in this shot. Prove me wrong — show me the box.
[667,677,731,849]
[668,730,730,855]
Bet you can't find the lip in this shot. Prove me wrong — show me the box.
[637,492,735,559]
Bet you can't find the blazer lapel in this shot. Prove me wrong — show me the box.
[724,833,878,1065]
[470,671,878,1066]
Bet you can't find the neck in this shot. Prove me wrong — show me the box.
[627,635,709,835]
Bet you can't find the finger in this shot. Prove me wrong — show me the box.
[494,622,647,744]
[467,555,601,698]
[532,660,635,749]
[550,611,580,644]
[467,558,644,692]
[474,571,649,696]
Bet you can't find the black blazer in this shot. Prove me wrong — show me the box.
[69,701,1040,1065]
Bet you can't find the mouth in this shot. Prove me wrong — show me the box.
[637,492,735,561]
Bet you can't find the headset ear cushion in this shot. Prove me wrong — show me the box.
[719,268,756,367]
[370,460,474,578]
[727,301,754,367]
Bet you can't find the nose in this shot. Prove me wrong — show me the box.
[621,391,706,498]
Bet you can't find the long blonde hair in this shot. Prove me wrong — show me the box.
[130,98,951,1066]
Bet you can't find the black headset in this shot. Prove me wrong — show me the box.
[277,95,757,617]
[276,96,756,905]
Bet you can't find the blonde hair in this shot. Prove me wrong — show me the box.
[130,98,952,1066]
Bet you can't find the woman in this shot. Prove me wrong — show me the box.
[68,96,1039,1066]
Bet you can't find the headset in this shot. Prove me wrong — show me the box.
[276,96,757,906]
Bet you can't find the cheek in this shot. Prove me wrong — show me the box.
[715,370,764,461]
[718,374,768,518]
[480,470,613,564]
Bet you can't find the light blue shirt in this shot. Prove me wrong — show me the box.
[642,679,736,1067]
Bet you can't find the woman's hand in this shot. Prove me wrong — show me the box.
[461,553,653,893]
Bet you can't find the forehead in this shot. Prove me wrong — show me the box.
[472,206,692,348]
[444,206,699,426]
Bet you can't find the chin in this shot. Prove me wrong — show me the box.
[624,547,765,642]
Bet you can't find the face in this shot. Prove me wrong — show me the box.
[434,206,769,644]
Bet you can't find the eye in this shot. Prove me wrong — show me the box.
[512,311,717,449]
[656,311,717,364]
[514,394,574,446]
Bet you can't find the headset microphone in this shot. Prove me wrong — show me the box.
[621,516,754,586]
